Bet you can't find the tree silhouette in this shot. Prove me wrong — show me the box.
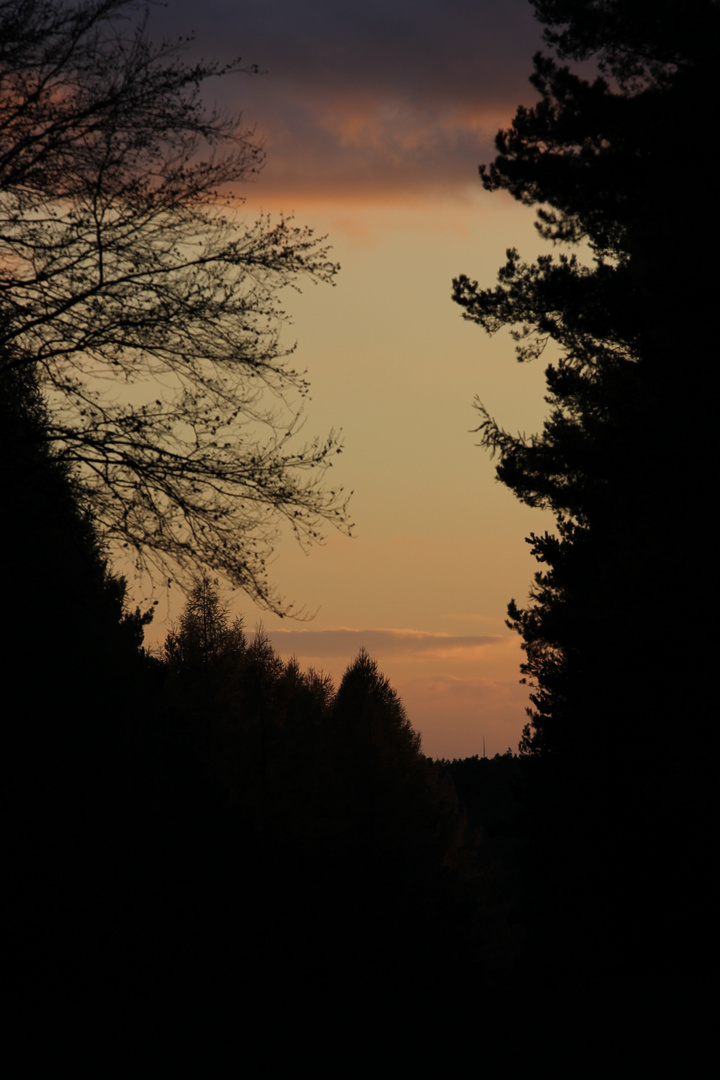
[2,357,160,998]
[0,0,350,611]
[165,577,245,673]
[453,0,718,762]
[329,650,466,890]
[453,0,718,992]
[332,647,421,769]
[320,650,480,984]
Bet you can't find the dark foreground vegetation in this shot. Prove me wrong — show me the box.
[3,369,531,1032]
[4,360,708,1054]
[4,408,525,1010]
[4,0,716,1059]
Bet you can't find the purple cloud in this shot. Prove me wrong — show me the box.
[149,1,544,201]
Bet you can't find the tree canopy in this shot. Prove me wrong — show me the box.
[164,576,245,672]
[0,0,350,612]
[452,0,719,997]
[453,0,718,760]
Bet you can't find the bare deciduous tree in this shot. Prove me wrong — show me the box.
[0,0,350,613]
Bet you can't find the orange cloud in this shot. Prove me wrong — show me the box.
[151,1,544,206]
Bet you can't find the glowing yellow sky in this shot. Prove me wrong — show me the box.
[259,196,557,758]
[143,1,558,757]
[147,192,556,758]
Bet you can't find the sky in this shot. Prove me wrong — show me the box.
[143,0,559,759]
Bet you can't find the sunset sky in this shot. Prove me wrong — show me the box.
[144,1,560,759]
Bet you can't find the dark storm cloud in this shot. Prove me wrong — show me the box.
[150,1,544,201]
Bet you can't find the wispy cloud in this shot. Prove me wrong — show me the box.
[267,627,505,659]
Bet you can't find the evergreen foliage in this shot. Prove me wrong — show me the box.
[453,0,718,991]
[454,0,718,763]
[147,584,480,991]
[3,358,158,999]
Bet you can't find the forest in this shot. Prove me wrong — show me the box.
[4,0,715,1054]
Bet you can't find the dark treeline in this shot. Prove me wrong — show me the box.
[6,450,524,1009]
[5,287,703,1055]
[4,0,715,1057]
[3,371,531,1017]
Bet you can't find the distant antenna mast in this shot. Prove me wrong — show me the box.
[482,735,486,759]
